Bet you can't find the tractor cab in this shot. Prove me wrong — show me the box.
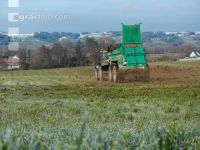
[99,49,109,67]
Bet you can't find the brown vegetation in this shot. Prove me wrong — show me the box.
[100,61,200,85]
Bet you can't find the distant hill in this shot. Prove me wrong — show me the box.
[0,31,199,52]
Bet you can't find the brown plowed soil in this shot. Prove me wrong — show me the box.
[101,62,200,85]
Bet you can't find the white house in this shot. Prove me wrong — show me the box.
[179,50,200,61]
[7,55,20,70]
[189,51,200,58]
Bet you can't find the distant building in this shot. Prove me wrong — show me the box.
[179,50,200,61]
[7,55,20,70]
[165,32,178,35]
[79,32,112,39]
[0,55,20,70]
[187,51,200,58]
[58,36,69,42]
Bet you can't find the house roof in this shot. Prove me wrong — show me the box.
[195,51,200,57]
[0,55,20,64]
[187,50,200,58]
[8,56,20,63]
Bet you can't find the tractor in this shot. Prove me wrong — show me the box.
[95,23,150,83]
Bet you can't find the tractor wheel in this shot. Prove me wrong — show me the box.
[99,67,103,81]
[108,66,113,82]
[95,68,99,80]
[112,65,118,83]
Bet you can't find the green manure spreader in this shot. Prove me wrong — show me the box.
[95,23,150,83]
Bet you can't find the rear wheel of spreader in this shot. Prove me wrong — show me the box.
[112,65,118,83]
[108,66,113,82]
[95,68,99,80]
[99,67,103,81]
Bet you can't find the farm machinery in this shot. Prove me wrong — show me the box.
[95,23,150,82]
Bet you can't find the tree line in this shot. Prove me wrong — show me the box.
[18,37,116,69]
[17,36,200,70]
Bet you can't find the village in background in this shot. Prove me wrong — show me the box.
[0,31,200,70]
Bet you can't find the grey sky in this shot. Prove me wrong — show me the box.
[0,0,200,33]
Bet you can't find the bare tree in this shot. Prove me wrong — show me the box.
[51,43,64,67]
[30,46,51,69]
[84,37,98,65]
[18,46,31,70]
[75,40,83,66]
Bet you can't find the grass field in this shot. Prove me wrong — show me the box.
[0,61,200,149]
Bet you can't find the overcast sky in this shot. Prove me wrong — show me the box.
[0,0,200,33]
